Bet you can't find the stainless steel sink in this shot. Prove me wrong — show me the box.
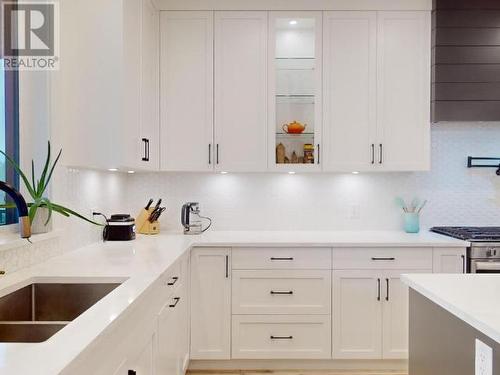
[0,283,121,343]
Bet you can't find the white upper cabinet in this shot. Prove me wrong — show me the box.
[160,11,214,171]
[268,12,322,171]
[140,0,160,170]
[323,10,431,172]
[323,12,377,172]
[58,0,159,171]
[376,11,431,171]
[214,11,268,172]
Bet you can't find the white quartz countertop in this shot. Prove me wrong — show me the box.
[402,273,500,344]
[0,230,468,374]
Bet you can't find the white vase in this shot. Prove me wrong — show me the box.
[30,207,53,234]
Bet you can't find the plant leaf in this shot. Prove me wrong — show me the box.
[41,198,53,225]
[37,141,51,197]
[51,203,103,226]
[51,206,70,217]
[0,149,36,198]
[31,160,36,192]
[42,148,62,193]
[28,201,41,223]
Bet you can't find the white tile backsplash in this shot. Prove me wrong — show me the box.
[2,122,499,273]
[126,122,500,231]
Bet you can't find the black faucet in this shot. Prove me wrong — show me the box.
[0,181,31,238]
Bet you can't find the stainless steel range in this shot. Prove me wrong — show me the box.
[431,227,500,273]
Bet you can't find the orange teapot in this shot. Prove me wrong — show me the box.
[282,121,307,134]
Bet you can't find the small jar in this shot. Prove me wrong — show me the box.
[303,144,315,164]
[404,213,420,233]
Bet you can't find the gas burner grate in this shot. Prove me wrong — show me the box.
[431,227,500,241]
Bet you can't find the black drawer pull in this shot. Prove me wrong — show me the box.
[371,257,395,261]
[128,370,137,375]
[167,276,179,286]
[270,335,293,340]
[169,297,180,308]
[270,257,294,261]
[270,290,293,295]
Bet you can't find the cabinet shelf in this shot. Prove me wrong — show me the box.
[276,132,314,138]
[275,57,315,60]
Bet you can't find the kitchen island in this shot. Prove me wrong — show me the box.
[402,274,500,375]
[0,231,467,374]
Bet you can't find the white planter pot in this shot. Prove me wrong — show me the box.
[30,207,53,234]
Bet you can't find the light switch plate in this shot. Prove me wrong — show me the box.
[475,339,493,375]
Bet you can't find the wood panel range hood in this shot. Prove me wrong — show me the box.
[432,0,500,122]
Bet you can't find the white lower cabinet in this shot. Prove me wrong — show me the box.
[158,291,188,375]
[333,270,382,359]
[433,248,467,273]
[333,268,430,360]
[232,269,331,315]
[382,271,412,359]
[232,315,331,359]
[190,248,232,360]
[124,333,156,375]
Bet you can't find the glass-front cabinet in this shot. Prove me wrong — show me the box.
[268,12,322,171]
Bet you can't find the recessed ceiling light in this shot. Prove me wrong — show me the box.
[127,170,135,174]
[220,171,228,174]
[289,20,297,25]
[108,168,118,172]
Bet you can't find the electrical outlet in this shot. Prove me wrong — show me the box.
[475,339,493,375]
[348,204,360,220]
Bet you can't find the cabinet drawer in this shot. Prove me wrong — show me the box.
[232,248,331,270]
[232,315,331,359]
[232,270,331,315]
[333,248,432,270]
[159,258,182,298]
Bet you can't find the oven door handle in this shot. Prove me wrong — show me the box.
[473,261,500,273]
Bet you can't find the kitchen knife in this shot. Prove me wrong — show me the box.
[145,199,154,210]
[153,199,162,210]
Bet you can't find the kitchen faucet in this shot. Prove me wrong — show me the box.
[0,181,31,239]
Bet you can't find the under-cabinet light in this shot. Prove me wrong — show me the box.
[127,170,135,174]
[220,171,228,174]
[288,171,296,175]
[108,168,118,172]
[352,171,360,174]
[289,20,297,25]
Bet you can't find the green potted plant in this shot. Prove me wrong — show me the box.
[0,141,101,233]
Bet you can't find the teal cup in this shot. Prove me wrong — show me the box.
[404,213,420,233]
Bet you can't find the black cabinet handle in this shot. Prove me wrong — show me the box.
[225,255,229,278]
[128,370,137,375]
[377,278,381,301]
[167,276,179,286]
[270,335,293,340]
[386,278,390,301]
[141,138,149,162]
[169,297,180,308]
[317,144,320,164]
[371,144,375,164]
[379,143,383,164]
[371,257,395,261]
[270,257,294,261]
[216,144,219,164]
[270,290,293,295]
[461,254,466,273]
[208,144,212,165]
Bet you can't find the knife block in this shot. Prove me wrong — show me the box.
[136,208,160,235]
